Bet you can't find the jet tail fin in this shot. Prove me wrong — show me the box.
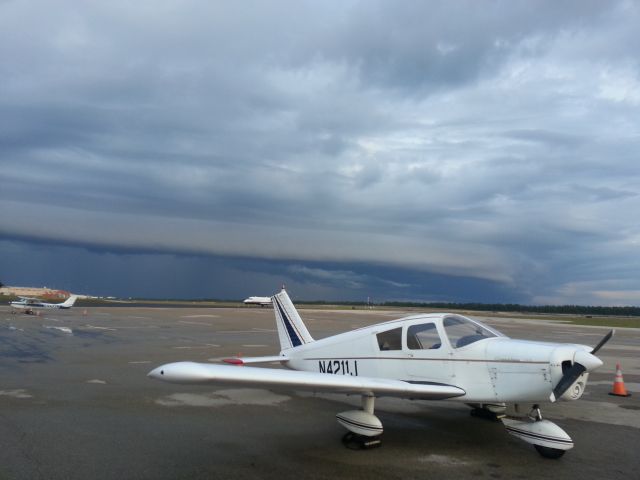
[271,288,313,351]
[62,295,78,307]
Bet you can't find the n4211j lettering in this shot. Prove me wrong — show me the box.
[319,359,358,376]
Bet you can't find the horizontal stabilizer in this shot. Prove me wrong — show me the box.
[222,355,289,365]
[149,362,466,400]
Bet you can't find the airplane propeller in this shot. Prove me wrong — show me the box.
[550,329,614,402]
[590,329,615,355]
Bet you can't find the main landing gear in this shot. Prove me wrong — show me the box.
[341,432,382,450]
[468,402,506,422]
[336,395,383,450]
[338,399,572,458]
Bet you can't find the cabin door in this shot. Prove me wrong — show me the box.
[403,322,454,385]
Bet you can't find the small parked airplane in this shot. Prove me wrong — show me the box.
[149,288,612,458]
[10,295,78,314]
[242,296,272,307]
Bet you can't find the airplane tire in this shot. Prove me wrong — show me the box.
[342,432,381,450]
[534,444,566,459]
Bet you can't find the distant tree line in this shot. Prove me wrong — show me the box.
[293,299,640,316]
[379,302,640,316]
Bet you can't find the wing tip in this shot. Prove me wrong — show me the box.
[222,358,244,365]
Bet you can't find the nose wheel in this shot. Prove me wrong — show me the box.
[501,404,573,459]
[534,444,566,459]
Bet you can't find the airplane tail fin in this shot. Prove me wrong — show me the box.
[62,295,78,307]
[272,288,314,351]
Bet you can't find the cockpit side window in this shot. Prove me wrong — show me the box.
[407,323,442,350]
[443,316,496,348]
[376,327,402,351]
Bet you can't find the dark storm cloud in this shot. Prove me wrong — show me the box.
[0,239,524,304]
[1,1,640,304]
[305,0,614,93]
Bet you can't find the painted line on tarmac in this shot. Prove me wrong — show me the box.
[155,389,291,408]
[172,344,221,349]
[0,389,32,399]
[178,320,213,326]
[43,325,73,334]
[85,324,117,331]
[216,330,273,334]
[588,380,640,392]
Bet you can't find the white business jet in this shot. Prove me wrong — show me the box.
[242,296,272,306]
[10,295,78,314]
[149,288,612,458]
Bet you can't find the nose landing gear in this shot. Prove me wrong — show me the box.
[501,404,572,459]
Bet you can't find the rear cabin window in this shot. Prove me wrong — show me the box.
[443,316,496,348]
[377,327,402,351]
[407,323,442,350]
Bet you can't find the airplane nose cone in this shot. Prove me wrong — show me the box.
[574,350,603,372]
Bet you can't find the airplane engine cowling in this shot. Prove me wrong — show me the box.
[560,373,588,401]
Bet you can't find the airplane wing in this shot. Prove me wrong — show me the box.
[149,362,465,400]
[17,297,39,304]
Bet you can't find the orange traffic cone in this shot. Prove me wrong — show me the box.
[609,363,631,397]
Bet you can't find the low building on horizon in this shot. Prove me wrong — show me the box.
[0,286,71,299]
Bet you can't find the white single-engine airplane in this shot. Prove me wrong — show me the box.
[242,296,272,306]
[10,295,78,314]
[149,288,612,458]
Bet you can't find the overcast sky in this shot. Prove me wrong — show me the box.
[1,1,639,304]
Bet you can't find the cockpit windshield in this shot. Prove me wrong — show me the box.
[443,315,497,348]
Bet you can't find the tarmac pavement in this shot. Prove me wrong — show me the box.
[1,305,638,479]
